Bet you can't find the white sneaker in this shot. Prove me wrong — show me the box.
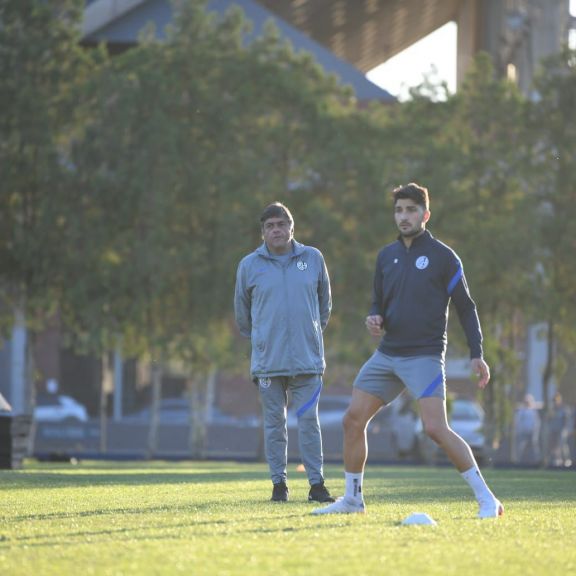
[311,497,366,515]
[477,497,504,519]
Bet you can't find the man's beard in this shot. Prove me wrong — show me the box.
[399,225,423,238]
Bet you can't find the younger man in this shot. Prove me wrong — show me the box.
[313,183,502,519]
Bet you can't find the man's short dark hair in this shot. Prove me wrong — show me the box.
[260,202,294,225]
[392,183,430,211]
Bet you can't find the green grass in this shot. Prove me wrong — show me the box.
[1,461,575,576]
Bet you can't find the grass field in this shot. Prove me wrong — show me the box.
[1,460,575,576]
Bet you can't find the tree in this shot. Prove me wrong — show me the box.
[344,56,535,448]
[65,0,361,453]
[438,55,534,448]
[0,0,95,409]
[527,47,576,464]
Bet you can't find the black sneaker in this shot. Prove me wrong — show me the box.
[271,481,289,502]
[308,482,335,503]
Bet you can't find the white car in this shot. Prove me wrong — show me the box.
[367,394,418,456]
[34,394,89,423]
[124,397,256,427]
[287,393,418,458]
[415,398,486,464]
[287,395,350,429]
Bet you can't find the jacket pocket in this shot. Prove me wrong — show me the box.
[252,326,266,352]
[312,320,322,357]
[251,327,266,372]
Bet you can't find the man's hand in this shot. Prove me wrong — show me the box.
[471,357,490,389]
[365,315,384,337]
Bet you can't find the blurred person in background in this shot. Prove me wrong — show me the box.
[548,392,572,467]
[514,393,541,464]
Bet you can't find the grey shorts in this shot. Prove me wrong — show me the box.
[353,350,446,403]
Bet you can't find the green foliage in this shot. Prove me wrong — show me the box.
[520,47,576,415]
[528,47,576,333]
[0,0,94,333]
[65,0,363,368]
[4,0,576,433]
[434,54,534,322]
[66,1,257,360]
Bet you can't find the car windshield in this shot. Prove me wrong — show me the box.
[318,399,349,411]
[36,394,62,407]
[452,400,484,421]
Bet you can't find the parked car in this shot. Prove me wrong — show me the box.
[34,394,89,423]
[0,392,12,413]
[415,397,486,464]
[287,394,417,459]
[287,393,418,456]
[369,395,418,457]
[125,397,256,427]
[287,394,350,429]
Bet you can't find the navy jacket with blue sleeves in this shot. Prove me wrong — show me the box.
[370,230,483,359]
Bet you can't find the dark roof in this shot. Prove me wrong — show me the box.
[83,0,395,102]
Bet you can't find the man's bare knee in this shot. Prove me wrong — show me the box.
[423,421,449,444]
[343,409,368,435]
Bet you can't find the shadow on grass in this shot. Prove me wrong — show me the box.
[6,497,313,524]
[0,468,270,490]
[1,508,348,550]
[366,472,576,503]
[2,463,574,504]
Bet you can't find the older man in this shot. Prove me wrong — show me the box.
[235,202,334,503]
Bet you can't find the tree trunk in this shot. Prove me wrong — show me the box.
[113,344,123,422]
[10,307,28,415]
[187,366,218,459]
[204,365,216,426]
[540,319,555,468]
[25,328,36,458]
[100,353,114,454]
[484,370,496,462]
[147,363,162,459]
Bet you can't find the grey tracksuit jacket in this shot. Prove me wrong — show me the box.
[234,240,331,378]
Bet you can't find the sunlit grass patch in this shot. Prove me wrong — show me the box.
[1,461,574,575]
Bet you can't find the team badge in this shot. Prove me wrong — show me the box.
[258,377,272,389]
[297,260,307,271]
[415,256,429,270]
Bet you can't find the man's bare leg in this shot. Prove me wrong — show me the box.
[418,397,503,518]
[311,389,383,515]
[417,397,476,471]
[343,388,385,472]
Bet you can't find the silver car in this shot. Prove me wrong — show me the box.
[34,394,89,423]
[287,395,350,429]
[415,398,486,464]
[287,393,418,460]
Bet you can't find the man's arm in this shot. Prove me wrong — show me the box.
[233,261,252,338]
[366,251,385,336]
[449,259,490,387]
[318,253,332,331]
[449,260,482,357]
[470,357,490,388]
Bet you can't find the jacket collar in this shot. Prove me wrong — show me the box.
[255,239,305,259]
[396,229,433,248]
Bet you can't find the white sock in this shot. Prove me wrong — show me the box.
[344,472,364,501]
[461,466,495,502]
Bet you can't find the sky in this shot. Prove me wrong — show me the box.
[366,22,457,101]
[367,0,576,101]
